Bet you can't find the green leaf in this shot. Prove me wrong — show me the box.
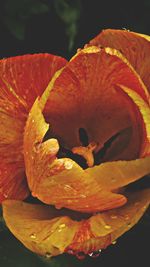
[2,0,49,40]
[54,0,81,51]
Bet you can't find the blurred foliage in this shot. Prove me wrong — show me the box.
[54,0,81,51]
[1,0,49,40]
[1,0,81,52]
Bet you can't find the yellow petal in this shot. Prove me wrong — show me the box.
[2,189,150,256]
[86,157,150,190]
[2,200,79,257]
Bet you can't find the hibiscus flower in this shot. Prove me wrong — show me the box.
[1,29,150,258]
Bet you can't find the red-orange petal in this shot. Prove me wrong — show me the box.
[89,29,150,95]
[43,46,150,161]
[23,88,126,213]
[118,85,150,156]
[2,188,150,256]
[23,46,150,212]
[0,54,67,202]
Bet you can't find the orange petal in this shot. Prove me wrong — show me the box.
[89,189,150,248]
[43,46,149,162]
[89,29,150,95]
[2,200,79,257]
[24,88,126,213]
[2,188,150,256]
[0,54,67,202]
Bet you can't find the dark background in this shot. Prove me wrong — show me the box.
[0,0,150,266]
[1,0,150,59]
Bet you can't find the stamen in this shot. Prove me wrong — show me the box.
[72,142,97,167]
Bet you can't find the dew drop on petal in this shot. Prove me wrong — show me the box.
[112,240,117,245]
[67,200,72,204]
[124,214,130,220]
[67,249,75,255]
[64,184,72,191]
[45,252,51,258]
[76,251,86,260]
[59,223,66,229]
[55,204,62,210]
[64,161,73,170]
[127,222,132,228]
[32,192,37,197]
[88,250,101,258]
[111,177,116,183]
[104,225,111,229]
[58,224,66,232]
[80,194,86,198]
[110,215,118,219]
[142,205,147,211]
[30,233,36,239]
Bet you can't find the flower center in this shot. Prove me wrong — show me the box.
[72,142,97,167]
[47,127,124,169]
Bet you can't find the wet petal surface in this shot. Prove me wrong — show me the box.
[0,54,67,202]
[2,189,150,256]
[44,46,149,161]
[23,47,150,212]
[89,29,150,95]
[24,86,126,213]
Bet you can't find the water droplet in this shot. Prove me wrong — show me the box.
[59,223,66,229]
[84,44,88,48]
[32,119,35,123]
[104,225,111,229]
[80,194,86,198]
[3,193,8,198]
[23,94,27,99]
[64,184,72,191]
[142,205,147,211]
[127,222,132,228]
[76,251,86,260]
[77,48,81,53]
[58,224,66,232]
[64,161,73,170]
[88,250,101,258]
[30,233,36,239]
[122,27,130,31]
[67,199,72,204]
[45,252,51,258]
[110,215,118,219]
[124,214,130,220]
[112,240,117,245]
[32,192,37,197]
[67,249,75,255]
[55,204,62,210]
